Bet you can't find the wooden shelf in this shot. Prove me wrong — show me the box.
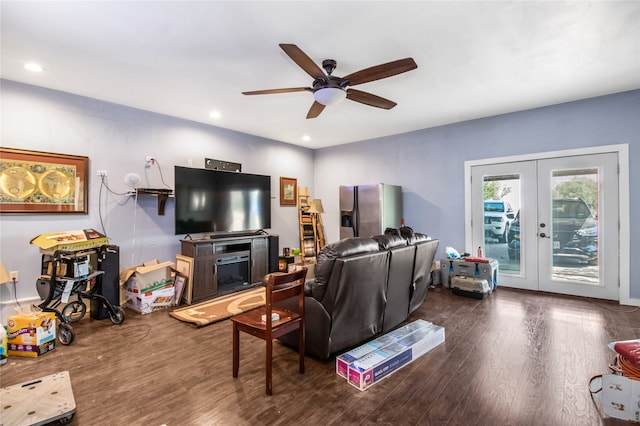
[135,188,173,215]
[297,187,326,261]
[298,187,315,261]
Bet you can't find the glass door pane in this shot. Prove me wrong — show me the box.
[550,168,599,283]
[482,174,520,274]
[470,161,537,291]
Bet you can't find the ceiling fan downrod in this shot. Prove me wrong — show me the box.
[322,59,337,76]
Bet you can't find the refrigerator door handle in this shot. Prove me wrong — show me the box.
[353,206,359,237]
[353,188,359,237]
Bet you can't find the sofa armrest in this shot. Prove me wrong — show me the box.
[276,296,332,360]
[303,278,315,297]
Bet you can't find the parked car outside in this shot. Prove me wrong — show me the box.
[552,197,597,264]
[484,200,515,243]
[507,210,520,260]
[507,198,597,263]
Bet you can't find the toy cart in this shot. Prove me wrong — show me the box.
[36,248,125,345]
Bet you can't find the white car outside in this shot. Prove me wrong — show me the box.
[484,200,515,243]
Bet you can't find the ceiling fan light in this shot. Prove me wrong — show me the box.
[313,87,346,106]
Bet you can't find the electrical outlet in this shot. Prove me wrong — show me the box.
[97,170,108,177]
[10,271,18,282]
[146,156,154,163]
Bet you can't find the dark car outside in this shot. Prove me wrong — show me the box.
[507,210,520,260]
[507,198,597,264]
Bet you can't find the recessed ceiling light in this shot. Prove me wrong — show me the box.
[302,135,311,142]
[209,110,221,119]
[24,62,43,72]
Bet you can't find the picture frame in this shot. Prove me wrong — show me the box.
[172,273,187,307]
[280,177,297,206]
[175,254,195,304]
[0,147,89,214]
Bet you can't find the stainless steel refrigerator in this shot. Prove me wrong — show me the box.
[339,184,402,239]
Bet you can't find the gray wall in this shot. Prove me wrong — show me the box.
[0,79,313,311]
[314,90,639,300]
[1,80,638,311]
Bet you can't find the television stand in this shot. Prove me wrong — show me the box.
[180,234,278,304]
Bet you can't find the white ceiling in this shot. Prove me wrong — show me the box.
[1,1,639,149]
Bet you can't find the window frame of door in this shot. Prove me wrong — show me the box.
[463,144,634,306]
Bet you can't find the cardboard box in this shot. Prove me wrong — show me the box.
[347,322,445,391]
[121,260,175,314]
[6,311,57,358]
[31,229,109,255]
[336,319,434,379]
[601,374,640,421]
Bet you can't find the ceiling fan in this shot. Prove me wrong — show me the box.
[242,44,418,119]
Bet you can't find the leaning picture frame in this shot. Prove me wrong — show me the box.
[172,273,187,307]
[0,147,89,214]
[280,177,297,206]
[175,254,194,304]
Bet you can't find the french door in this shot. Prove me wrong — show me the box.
[470,153,619,300]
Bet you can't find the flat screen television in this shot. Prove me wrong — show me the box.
[174,166,271,236]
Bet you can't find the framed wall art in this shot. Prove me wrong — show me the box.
[280,177,297,206]
[0,148,89,214]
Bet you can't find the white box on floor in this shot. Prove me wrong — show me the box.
[346,322,445,391]
[336,319,433,379]
[602,374,640,421]
[121,259,175,314]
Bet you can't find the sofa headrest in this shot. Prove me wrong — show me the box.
[384,227,401,237]
[372,234,407,250]
[323,237,380,258]
[384,227,431,245]
[310,237,381,302]
[409,232,431,244]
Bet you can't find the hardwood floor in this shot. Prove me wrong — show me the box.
[1,286,637,425]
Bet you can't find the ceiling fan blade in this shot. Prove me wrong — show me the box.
[306,101,326,119]
[346,89,397,109]
[342,58,417,86]
[242,87,311,95]
[279,44,327,80]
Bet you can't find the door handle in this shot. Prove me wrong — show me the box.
[539,233,551,238]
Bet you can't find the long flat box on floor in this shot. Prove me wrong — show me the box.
[336,319,433,379]
[346,322,445,391]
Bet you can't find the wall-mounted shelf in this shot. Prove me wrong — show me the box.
[135,188,173,215]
